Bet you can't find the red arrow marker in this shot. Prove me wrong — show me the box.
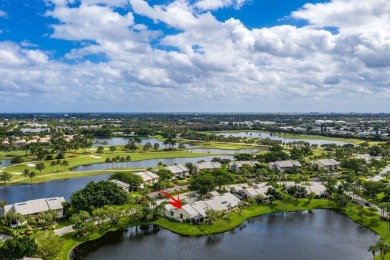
[158,190,182,209]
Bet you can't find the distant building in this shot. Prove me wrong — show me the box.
[193,161,222,174]
[228,161,258,173]
[312,159,340,171]
[135,171,159,187]
[268,160,302,173]
[166,193,240,224]
[109,179,130,192]
[165,164,190,177]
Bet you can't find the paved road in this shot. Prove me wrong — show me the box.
[55,225,74,236]
[372,165,390,182]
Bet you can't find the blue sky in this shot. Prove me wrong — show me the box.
[0,0,389,112]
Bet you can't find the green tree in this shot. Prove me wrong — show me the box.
[50,161,57,172]
[35,162,45,174]
[0,236,38,260]
[70,181,128,212]
[205,208,218,224]
[213,169,233,190]
[308,191,316,203]
[153,143,160,150]
[92,207,109,226]
[96,146,104,154]
[188,172,216,199]
[109,146,116,153]
[62,160,69,170]
[157,169,174,181]
[35,231,64,260]
[368,244,378,260]
[0,171,12,185]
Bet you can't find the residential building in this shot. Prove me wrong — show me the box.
[166,193,240,223]
[228,161,258,173]
[268,160,302,173]
[1,197,66,220]
[193,161,222,174]
[165,164,190,177]
[135,171,159,187]
[312,159,340,171]
[109,179,130,192]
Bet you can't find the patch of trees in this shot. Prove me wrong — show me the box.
[69,181,128,213]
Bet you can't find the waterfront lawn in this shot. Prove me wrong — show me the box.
[154,199,341,236]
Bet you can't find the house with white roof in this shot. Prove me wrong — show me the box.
[1,197,66,224]
[193,161,222,174]
[268,160,302,173]
[166,193,240,223]
[109,179,130,192]
[164,164,189,177]
[135,171,159,187]
[312,159,340,171]
[228,161,258,173]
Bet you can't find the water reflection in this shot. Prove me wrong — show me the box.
[71,210,378,260]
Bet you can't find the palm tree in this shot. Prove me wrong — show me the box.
[125,155,131,167]
[62,160,69,171]
[105,158,111,169]
[50,161,57,172]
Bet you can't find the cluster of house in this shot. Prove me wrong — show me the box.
[166,192,240,224]
[1,135,75,147]
[0,197,66,227]
[268,159,340,173]
[230,182,327,199]
[354,154,382,162]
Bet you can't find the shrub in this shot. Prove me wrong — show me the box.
[56,153,64,159]
[45,155,53,160]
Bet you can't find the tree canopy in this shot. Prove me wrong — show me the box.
[70,181,128,212]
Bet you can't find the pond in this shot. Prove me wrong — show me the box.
[93,137,196,148]
[70,155,233,172]
[71,209,378,260]
[0,159,11,168]
[217,132,350,145]
[0,174,110,204]
[186,148,267,154]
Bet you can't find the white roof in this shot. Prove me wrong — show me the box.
[196,161,222,170]
[230,161,258,168]
[164,164,189,174]
[277,160,301,168]
[109,179,130,190]
[135,171,159,182]
[313,159,340,167]
[4,197,65,216]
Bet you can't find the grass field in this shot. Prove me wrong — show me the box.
[1,150,211,185]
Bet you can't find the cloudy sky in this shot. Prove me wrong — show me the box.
[0,0,389,113]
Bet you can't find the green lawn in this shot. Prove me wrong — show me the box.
[1,150,210,185]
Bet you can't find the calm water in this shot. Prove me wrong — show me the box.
[186,148,267,154]
[71,210,378,260]
[0,174,110,204]
[93,137,195,148]
[218,132,349,145]
[71,155,233,172]
[0,159,11,168]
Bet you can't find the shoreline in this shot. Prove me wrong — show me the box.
[63,199,385,260]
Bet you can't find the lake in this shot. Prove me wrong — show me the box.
[186,148,267,154]
[0,159,11,168]
[71,209,378,260]
[0,174,110,204]
[217,132,350,145]
[93,137,195,148]
[70,155,233,172]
